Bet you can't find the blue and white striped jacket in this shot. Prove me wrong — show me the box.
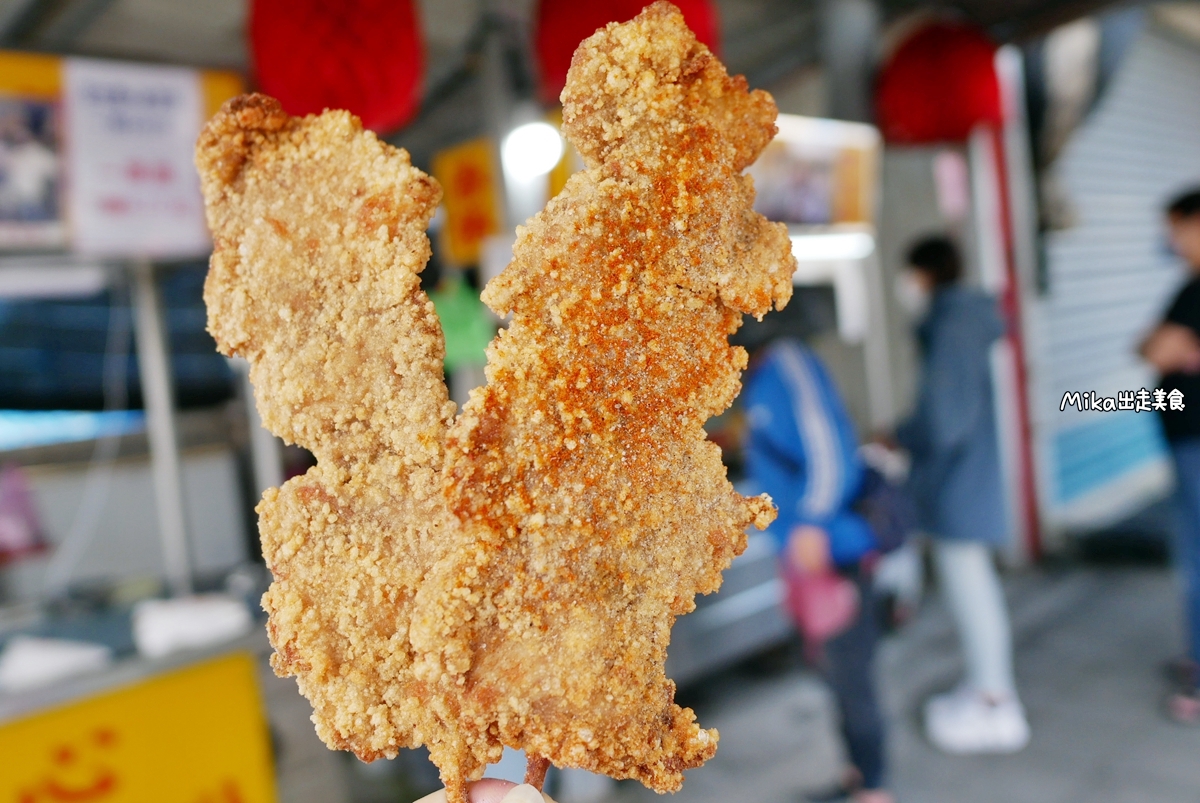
[742,339,877,567]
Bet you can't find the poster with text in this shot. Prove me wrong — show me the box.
[64,58,209,258]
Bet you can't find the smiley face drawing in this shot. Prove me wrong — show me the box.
[190,780,246,803]
[17,728,119,803]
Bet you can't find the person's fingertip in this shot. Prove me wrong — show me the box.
[412,791,447,803]
[467,778,517,803]
[497,784,551,803]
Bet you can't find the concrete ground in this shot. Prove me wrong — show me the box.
[603,565,1200,803]
[270,563,1200,803]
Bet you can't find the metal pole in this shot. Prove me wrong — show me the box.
[819,0,880,122]
[229,357,284,497]
[131,258,192,596]
[482,0,518,229]
[862,251,897,429]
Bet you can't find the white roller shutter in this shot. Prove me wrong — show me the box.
[1036,24,1200,532]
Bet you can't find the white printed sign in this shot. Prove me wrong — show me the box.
[63,58,209,258]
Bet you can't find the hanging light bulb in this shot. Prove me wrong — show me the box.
[501,121,564,181]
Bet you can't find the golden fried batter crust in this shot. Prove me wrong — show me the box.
[197,94,458,763]
[199,6,795,800]
[410,2,795,796]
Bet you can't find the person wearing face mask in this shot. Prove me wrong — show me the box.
[1139,188,1200,725]
[892,235,1030,755]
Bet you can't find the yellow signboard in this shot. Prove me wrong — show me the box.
[545,107,582,201]
[200,70,246,121]
[0,652,276,803]
[0,50,243,110]
[432,137,502,266]
[0,51,62,99]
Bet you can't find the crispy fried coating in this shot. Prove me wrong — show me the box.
[410,3,796,797]
[196,94,458,762]
[198,5,795,798]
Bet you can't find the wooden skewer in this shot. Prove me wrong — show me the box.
[447,777,470,803]
[524,755,551,791]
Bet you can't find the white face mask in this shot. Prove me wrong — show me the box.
[895,271,931,319]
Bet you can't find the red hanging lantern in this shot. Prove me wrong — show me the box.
[249,0,424,133]
[534,0,719,105]
[875,21,1003,145]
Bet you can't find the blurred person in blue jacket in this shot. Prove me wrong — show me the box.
[743,337,893,803]
[894,235,1029,755]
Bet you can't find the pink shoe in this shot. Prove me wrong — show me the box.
[854,791,896,803]
[1168,691,1200,726]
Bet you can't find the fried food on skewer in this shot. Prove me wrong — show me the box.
[196,95,466,765]
[410,2,795,795]
[198,5,795,800]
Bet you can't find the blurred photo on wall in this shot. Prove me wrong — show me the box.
[0,97,63,248]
